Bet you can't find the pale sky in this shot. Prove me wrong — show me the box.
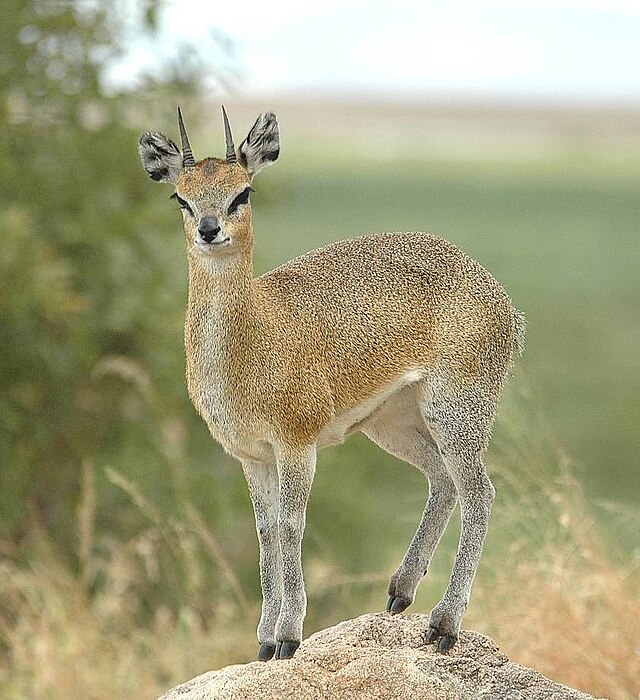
[108,0,640,101]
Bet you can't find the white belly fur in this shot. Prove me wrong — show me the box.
[316,369,426,448]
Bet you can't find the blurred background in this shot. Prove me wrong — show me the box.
[0,1,638,698]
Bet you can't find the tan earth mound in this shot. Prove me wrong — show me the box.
[158,612,605,700]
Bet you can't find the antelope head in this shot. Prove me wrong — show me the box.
[139,107,280,258]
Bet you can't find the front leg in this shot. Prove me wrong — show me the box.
[274,445,316,660]
[242,460,283,661]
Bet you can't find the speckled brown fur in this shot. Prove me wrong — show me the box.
[138,110,525,661]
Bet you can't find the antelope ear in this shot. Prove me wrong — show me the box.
[238,113,280,178]
[138,132,183,183]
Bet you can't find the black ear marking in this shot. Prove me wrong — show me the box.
[238,113,280,178]
[263,148,280,162]
[149,167,169,181]
[138,131,183,184]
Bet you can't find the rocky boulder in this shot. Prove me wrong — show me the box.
[159,612,604,700]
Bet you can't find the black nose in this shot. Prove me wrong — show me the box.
[198,216,221,243]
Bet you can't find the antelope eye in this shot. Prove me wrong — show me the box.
[170,192,193,215]
[227,187,253,215]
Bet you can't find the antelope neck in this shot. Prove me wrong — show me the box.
[187,249,253,302]
[185,247,258,358]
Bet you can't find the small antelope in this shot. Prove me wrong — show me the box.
[138,107,525,661]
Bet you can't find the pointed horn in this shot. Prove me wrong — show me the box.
[177,106,196,168]
[221,105,237,163]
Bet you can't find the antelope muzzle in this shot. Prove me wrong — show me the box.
[198,216,224,244]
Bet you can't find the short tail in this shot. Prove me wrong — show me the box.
[513,308,526,356]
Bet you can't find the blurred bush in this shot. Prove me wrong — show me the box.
[0,0,215,555]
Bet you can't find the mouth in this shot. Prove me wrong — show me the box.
[196,234,231,250]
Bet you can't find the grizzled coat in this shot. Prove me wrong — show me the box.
[139,108,525,662]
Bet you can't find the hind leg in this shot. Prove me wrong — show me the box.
[362,385,458,614]
[386,448,458,615]
[422,380,498,652]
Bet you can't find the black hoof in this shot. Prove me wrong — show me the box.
[425,626,457,652]
[386,595,411,614]
[425,626,439,644]
[438,635,457,653]
[275,640,300,660]
[257,642,276,661]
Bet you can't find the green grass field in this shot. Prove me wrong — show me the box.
[243,134,640,506]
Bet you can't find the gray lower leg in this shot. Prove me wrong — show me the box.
[242,460,282,655]
[274,445,315,658]
[427,451,495,650]
[361,413,459,615]
[388,451,458,613]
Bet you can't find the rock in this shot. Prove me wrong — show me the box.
[158,613,605,700]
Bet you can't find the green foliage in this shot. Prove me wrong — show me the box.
[0,0,211,555]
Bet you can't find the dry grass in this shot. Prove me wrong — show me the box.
[469,386,640,700]
[479,543,640,699]
[469,467,640,699]
[0,400,638,700]
[0,481,256,698]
